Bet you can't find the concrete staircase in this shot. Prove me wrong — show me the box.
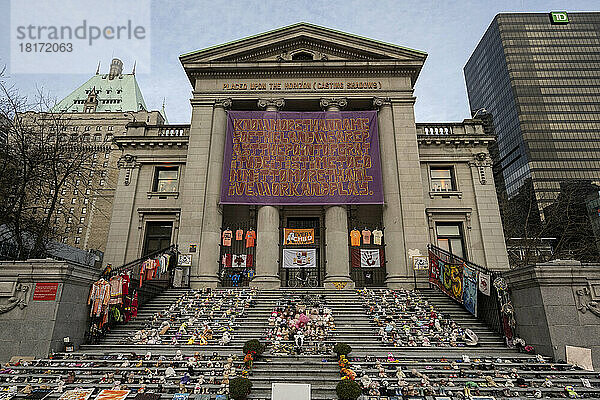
[3,287,600,399]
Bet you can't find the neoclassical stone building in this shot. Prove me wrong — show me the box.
[103,23,509,289]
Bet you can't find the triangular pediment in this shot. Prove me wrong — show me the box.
[180,22,427,65]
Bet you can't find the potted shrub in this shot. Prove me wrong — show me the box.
[333,342,352,357]
[336,379,361,400]
[229,377,252,400]
[243,339,265,357]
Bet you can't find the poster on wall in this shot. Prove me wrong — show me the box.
[283,228,315,245]
[283,249,317,268]
[32,283,59,301]
[478,272,491,296]
[360,249,382,268]
[463,265,478,316]
[350,248,384,268]
[220,111,384,205]
[428,250,463,304]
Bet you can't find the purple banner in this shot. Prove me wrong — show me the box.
[220,111,383,205]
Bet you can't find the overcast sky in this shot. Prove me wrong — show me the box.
[0,0,598,123]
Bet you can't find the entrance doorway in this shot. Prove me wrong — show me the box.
[281,216,323,287]
[142,221,173,257]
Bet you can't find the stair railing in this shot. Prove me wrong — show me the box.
[108,244,180,308]
[427,244,505,337]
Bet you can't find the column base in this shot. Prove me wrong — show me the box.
[250,275,281,290]
[189,275,219,289]
[323,276,355,290]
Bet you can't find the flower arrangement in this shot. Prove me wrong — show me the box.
[242,339,265,357]
[336,379,362,400]
[229,377,252,400]
[333,342,352,357]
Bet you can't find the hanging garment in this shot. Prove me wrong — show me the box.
[350,229,361,246]
[372,229,383,245]
[88,279,111,317]
[122,273,130,296]
[232,254,254,268]
[222,229,233,246]
[108,276,124,305]
[362,229,372,244]
[222,254,233,268]
[245,230,256,248]
[235,229,244,241]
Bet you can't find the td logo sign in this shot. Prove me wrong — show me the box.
[550,11,569,24]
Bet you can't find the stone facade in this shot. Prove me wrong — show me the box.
[505,260,600,370]
[103,23,510,289]
[0,259,99,362]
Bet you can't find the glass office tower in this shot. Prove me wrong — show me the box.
[464,12,600,209]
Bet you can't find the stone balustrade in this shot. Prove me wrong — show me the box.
[416,119,486,136]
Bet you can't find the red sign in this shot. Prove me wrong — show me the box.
[33,283,59,301]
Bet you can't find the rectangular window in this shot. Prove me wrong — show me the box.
[142,221,173,256]
[79,217,85,224]
[153,166,179,192]
[75,237,81,244]
[436,222,465,259]
[77,227,83,234]
[430,167,455,191]
[71,198,77,204]
[82,207,87,214]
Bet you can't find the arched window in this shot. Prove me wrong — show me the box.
[291,51,314,61]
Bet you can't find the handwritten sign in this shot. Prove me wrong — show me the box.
[220,111,383,205]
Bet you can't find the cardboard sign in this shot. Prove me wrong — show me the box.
[32,283,59,301]
[283,228,315,245]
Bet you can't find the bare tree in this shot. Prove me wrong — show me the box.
[0,69,111,260]
[500,177,600,267]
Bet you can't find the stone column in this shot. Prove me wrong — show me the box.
[251,99,284,289]
[468,152,510,270]
[104,154,140,267]
[321,98,354,289]
[193,98,231,288]
[373,97,410,288]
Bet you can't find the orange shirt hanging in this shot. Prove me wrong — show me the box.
[222,230,233,246]
[235,229,244,241]
[245,230,256,248]
[362,229,371,244]
[350,229,361,246]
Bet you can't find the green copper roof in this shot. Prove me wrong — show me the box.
[51,73,147,113]
[180,22,427,58]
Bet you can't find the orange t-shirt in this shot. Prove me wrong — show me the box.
[222,230,232,246]
[362,229,371,244]
[350,230,361,246]
[245,230,256,248]
[235,229,244,241]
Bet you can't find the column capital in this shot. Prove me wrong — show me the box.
[373,97,392,109]
[320,97,347,111]
[215,98,232,109]
[257,98,285,111]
